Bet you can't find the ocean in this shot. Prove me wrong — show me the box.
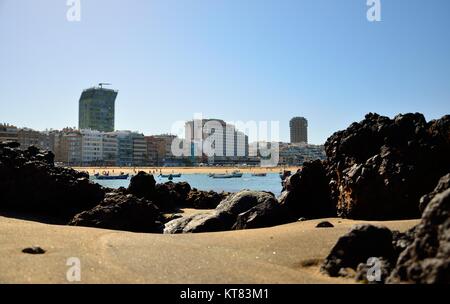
[92,173,284,197]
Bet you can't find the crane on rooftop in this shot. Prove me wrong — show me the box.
[98,83,112,89]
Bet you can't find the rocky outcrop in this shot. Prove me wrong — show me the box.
[325,113,450,219]
[127,171,156,199]
[419,173,450,213]
[0,142,104,220]
[163,211,234,234]
[164,190,278,233]
[185,189,228,209]
[322,173,450,284]
[387,188,450,283]
[127,172,227,211]
[69,191,164,233]
[164,160,341,233]
[232,197,287,230]
[321,224,396,278]
[279,160,335,219]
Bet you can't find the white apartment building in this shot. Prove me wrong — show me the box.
[80,129,104,165]
[102,132,118,165]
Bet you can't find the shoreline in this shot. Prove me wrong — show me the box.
[71,166,300,175]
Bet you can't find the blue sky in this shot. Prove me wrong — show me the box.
[0,0,449,144]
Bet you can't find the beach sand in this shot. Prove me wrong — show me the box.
[0,215,418,284]
[72,166,299,176]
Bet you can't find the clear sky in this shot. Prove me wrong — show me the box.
[0,0,449,144]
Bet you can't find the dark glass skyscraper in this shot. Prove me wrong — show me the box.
[290,117,308,144]
[78,86,118,132]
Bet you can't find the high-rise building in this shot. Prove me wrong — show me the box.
[184,119,249,164]
[78,86,118,132]
[290,117,308,144]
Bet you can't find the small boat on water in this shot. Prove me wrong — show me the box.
[211,171,243,179]
[251,173,267,177]
[94,173,129,180]
[159,173,182,178]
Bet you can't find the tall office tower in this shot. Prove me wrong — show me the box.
[290,117,308,144]
[78,85,118,132]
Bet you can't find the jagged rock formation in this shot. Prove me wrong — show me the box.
[279,160,335,219]
[325,113,450,219]
[69,191,164,233]
[164,190,278,233]
[0,142,104,220]
[322,173,450,283]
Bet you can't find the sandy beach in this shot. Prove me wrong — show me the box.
[0,215,418,284]
[72,166,300,176]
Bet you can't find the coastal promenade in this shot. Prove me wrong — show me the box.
[72,166,300,175]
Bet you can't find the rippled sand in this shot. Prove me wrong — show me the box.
[0,216,418,284]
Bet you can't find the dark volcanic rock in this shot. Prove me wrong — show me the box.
[128,173,193,212]
[387,188,450,283]
[279,160,335,219]
[325,113,450,219]
[164,190,278,233]
[216,190,276,215]
[321,174,450,284]
[391,227,417,258]
[152,182,190,211]
[232,196,286,230]
[419,173,450,213]
[163,211,234,234]
[355,257,393,284]
[127,171,156,199]
[22,246,46,254]
[321,224,395,277]
[316,221,334,228]
[69,192,164,233]
[0,142,104,220]
[185,189,228,209]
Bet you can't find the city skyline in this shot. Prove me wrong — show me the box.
[1,1,450,144]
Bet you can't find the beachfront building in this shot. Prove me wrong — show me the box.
[152,134,180,165]
[116,131,133,167]
[1,124,56,151]
[102,132,118,166]
[184,119,249,165]
[145,136,166,166]
[278,143,326,166]
[132,132,147,166]
[0,123,18,142]
[80,129,103,165]
[53,129,82,166]
[17,128,54,151]
[78,86,118,132]
[290,117,308,144]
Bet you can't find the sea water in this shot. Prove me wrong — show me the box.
[92,173,284,197]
